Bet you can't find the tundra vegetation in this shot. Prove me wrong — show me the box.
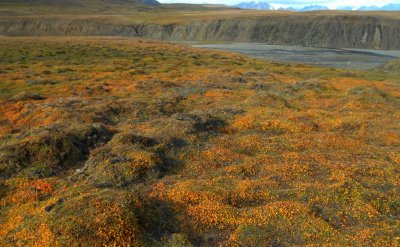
[0,37,399,246]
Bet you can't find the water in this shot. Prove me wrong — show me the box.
[191,43,400,70]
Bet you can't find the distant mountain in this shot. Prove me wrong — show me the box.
[285,7,297,11]
[232,1,400,11]
[336,6,354,11]
[276,5,329,11]
[299,5,329,11]
[234,1,271,10]
[358,6,381,11]
[376,4,400,10]
[358,4,400,11]
[234,2,327,11]
[277,7,296,11]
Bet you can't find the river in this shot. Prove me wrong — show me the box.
[191,43,400,70]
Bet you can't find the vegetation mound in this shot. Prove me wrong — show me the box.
[374,59,400,74]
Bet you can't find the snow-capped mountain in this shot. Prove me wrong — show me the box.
[299,5,329,11]
[234,1,271,10]
[359,4,400,11]
[233,2,400,11]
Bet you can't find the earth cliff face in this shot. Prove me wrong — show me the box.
[1,15,400,49]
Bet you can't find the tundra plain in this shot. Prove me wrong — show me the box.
[0,36,399,246]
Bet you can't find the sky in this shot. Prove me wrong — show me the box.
[158,0,399,9]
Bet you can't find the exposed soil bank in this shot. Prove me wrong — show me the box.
[1,15,400,49]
